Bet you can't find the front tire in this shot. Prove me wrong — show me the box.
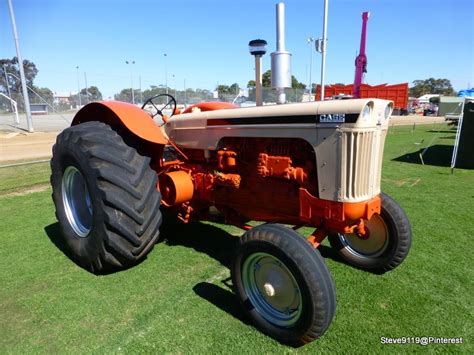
[329,192,412,273]
[231,224,336,347]
[50,121,162,273]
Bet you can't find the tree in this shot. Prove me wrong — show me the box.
[216,84,230,94]
[291,75,306,90]
[215,83,241,101]
[187,88,213,103]
[142,85,166,102]
[81,86,102,101]
[262,70,272,87]
[229,83,240,95]
[254,70,306,90]
[31,87,53,105]
[0,57,38,94]
[114,88,134,103]
[409,78,455,97]
[0,57,39,110]
[216,85,231,100]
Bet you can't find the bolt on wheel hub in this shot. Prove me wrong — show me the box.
[263,282,276,297]
[242,252,302,327]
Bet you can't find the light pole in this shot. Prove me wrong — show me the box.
[307,37,315,95]
[164,53,168,95]
[139,75,143,104]
[7,0,33,132]
[172,74,176,98]
[84,72,89,104]
[76,66,82,108]
[249,39,267,106]
[320,0,329,101]
[125,60,135,104]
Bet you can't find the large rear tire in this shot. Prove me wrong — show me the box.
[328,192,412,273]
[231,224,336,347]
[50,121,162,273]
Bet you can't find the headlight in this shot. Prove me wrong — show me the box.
[362,104,371,121]
[384,104,393,119]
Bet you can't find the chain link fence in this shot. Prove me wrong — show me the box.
[115,87,312,107]
[1,85,313,116]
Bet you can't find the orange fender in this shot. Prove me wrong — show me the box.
[182,101,237,114]
[72,101,168,145]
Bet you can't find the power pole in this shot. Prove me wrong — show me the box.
[7,0,33,132]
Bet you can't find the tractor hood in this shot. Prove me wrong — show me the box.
[164,99,393,150]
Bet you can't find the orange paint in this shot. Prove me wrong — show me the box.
[307,228,328,248]
[159,170,194,206]
[72,101,168,145]
[217,151,237,170]
[160,136,381,237]
[257,153,308,184]
[298,188,381,234]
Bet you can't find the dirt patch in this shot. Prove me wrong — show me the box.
[382,177,422,187]
[0,131,58,163]
[1,183,50,197]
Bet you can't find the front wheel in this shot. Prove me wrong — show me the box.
[329,192,412,273]
[231,224,336,347]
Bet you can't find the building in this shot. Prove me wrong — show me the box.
[53,92,75,105]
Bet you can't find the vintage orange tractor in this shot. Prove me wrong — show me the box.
[50,95,411,346]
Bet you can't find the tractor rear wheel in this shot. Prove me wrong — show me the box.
[231,224,336,347]
[328,192,412,273]
[50,121,162,273]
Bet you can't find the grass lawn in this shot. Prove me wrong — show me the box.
[0,161,50,193]
[0,123,472,353]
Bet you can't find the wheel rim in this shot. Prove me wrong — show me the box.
[61,166,93,237]
[340,214,389,258]
[242,252,302,327]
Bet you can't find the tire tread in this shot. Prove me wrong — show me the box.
[232,223,336,347]
[51,121,162,273]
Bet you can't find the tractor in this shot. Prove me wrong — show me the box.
[50,94,411,346]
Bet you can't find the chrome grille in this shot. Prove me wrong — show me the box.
[340,129,386,201]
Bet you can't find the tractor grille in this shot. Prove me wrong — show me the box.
[339,129,386,201]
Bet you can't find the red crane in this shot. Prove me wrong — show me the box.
[353,12,370,98]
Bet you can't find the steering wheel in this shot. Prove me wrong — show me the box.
[141,94,177,123]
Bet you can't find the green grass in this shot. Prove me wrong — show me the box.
[0,161,50,193]
[1,124,473,353]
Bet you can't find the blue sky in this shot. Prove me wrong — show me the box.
[1,0,473,99]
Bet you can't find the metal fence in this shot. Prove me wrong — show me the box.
[0,86,313,116]
[121,87,312,106]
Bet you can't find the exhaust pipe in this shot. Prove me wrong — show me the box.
[271,3,292,104]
